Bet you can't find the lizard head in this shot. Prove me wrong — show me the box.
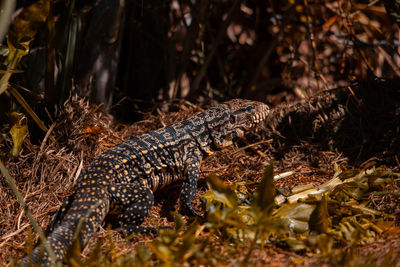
[204,99,270,149]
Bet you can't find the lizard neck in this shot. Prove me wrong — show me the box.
[189,108,233,155]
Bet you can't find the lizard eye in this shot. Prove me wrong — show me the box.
[229,115,236,124]
[246,106,255,114]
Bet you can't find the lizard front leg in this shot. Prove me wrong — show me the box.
[179,160,202,218]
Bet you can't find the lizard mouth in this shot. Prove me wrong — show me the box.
[250,108,269,127]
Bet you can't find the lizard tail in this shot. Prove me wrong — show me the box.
[21,189,110,266]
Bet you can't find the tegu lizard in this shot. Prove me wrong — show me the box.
[22,99,269,265]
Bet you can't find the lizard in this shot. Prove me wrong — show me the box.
[21,99,270,265]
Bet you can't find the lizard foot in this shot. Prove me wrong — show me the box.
[179,206,204,220]
[123,225,158,238]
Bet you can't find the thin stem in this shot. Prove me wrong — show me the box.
[0,160,58,265]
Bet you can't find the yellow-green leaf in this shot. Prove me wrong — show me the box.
[205,174,238,209]
[285,237,307,251]
[292,183,314,194]
[275,203,315,233]
[6,0,50,50]
[8,86,55,142]
[315,234,334,256]
[9,120,28,157]
[172,211,185,232]
[253,162,276,214]
[309,194,330,233]
[1,0,50,95]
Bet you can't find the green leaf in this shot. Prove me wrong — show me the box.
[309,194,330,233]
[9,114,29,157]
[287,176,342,203]
[205,174,238,209]
[291,183,314,194]
[133,244,152,265]
[1,0,50,95]
[338,169,361,180]
[315,234,334,256]
[275,203,315,233]
[6,0,50,50]
[176,225,198,262]
[147,241,171,263]
[252,162,276,214]
[285,237,307,251]
[84,239,102,265]
[332,181,367,201]
[336,217,375,245]
[8,86,56,142]
[172,211,185,232]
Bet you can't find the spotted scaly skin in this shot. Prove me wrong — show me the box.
[22,99,269,265]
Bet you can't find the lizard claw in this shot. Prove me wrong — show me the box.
[123,225,158,238]
[180,206,204,220]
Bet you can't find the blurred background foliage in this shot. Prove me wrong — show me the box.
[1,0,400,132]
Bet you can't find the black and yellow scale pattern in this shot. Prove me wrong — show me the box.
[22,99,269,265]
